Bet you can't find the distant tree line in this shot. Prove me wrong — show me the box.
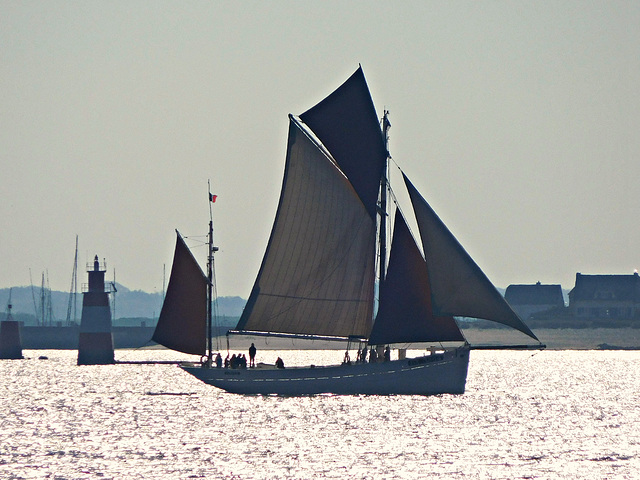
[0,286,246,324]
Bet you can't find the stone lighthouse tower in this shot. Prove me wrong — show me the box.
[0,289,23,359]
[77,255,115,365]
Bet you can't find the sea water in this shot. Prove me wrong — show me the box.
[1,349,639,479]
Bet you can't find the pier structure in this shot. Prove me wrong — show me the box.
[0,290,23,359]
[77,255,115,365]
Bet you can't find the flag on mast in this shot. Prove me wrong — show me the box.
[209,193,217,203]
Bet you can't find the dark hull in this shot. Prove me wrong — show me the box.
[182,346,470,396]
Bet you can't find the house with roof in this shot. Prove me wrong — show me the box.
[504,282,565,321]
[568,272,640,320]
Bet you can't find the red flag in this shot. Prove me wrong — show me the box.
[209,193,217,203]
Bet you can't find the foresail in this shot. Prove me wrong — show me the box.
[369,211,465,345]
[152,231,208,355]
[404,174,539,341]
[236,118,376,338]
[300,67,387,220]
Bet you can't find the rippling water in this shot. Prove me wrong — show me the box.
[1,349,639,479]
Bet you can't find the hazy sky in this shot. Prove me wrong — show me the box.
[2,1,638,298]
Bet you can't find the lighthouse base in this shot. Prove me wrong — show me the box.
[77,332,114,365]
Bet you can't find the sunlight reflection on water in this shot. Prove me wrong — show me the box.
[1,349,639,479]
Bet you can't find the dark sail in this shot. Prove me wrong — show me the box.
[152,232,208,355]
[404,174,539,341]
[236,118,376,338]
[369,211,465,345]
[300,67,387,220]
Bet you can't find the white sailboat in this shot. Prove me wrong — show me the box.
[152,67,542,395]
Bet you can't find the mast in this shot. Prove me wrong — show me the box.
[207,180,219,364]
[207,218,213,364]
[379,110,391,288]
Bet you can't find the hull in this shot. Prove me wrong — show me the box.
[182,346,470,395]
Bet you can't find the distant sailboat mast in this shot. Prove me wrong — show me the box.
[41,272,46,326]
[112,268,117,324]
[65,235,79,326]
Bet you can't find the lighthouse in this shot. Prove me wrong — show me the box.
[77,255,115,365]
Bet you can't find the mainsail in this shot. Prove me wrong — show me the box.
[152,232,208,355]
[236,117,377,338]
[404,173,539,341]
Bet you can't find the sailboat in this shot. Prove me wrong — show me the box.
[152,67,543,395]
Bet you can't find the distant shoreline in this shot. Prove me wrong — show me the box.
[461,327,640,350]
[196,327,640,351]
[13,326,640,351]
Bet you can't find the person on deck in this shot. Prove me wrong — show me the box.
[215,352,222,368]
[360,347,368,363]
[249,343,257,368]
[384,346,391,362]
[275,357,285,369]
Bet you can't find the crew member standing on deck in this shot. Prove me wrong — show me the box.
[249,343,257,368]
